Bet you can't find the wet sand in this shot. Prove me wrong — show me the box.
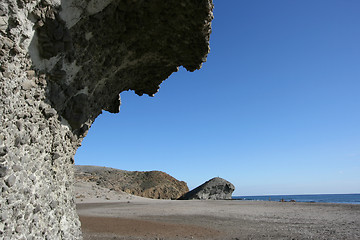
[77,199,360,240]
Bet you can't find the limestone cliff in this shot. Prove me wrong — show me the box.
[75,165,189,200]
[0,0,213,238]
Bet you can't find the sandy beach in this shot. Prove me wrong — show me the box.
[76,196,360,240]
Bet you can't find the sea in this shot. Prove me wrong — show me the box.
[233,193,360,204]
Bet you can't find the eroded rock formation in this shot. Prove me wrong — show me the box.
[179,177,235,200]
[0,0,213,238]
[75,165,189,200]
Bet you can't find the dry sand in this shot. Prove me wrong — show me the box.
[75,183,360,240]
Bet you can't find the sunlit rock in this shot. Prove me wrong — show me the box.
[0,0,213,238]
[179,177,235,200]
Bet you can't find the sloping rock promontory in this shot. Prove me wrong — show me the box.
[179,177,235,200]
[0,0,213,238]
[75,165,189,200]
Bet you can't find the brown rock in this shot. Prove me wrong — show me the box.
[75,165,189,199]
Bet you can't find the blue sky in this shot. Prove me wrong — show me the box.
[75,0,360,196]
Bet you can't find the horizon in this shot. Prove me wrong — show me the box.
[75,0,360,196]
[235,193,360,197]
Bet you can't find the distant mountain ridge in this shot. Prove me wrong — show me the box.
[74,165,189,200]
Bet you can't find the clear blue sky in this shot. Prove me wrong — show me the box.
[75,0,360,196]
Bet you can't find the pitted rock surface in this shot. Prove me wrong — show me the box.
[179,177,235,200]
[0,0,213,238]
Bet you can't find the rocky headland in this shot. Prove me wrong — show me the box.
[179,177,235,200]
[75,165,189,200]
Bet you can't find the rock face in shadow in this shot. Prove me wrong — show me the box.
[179,177,235,200]
[0,0,213,238]
[75,165,189,200]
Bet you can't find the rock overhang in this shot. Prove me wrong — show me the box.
[0,0,213,239]
[1,0,214,238]
[30,0,214,135]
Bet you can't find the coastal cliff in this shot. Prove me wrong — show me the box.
[75,165,189,200]
[0,0,213,238]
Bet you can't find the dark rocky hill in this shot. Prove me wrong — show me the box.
[75,165,189,200]
[179,177,235,200]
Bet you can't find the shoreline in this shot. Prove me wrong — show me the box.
[232,193,360,205]
[232,199,360,205]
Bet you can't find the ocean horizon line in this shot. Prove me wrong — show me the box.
[232,193,360,204]
[235,193,360,197]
